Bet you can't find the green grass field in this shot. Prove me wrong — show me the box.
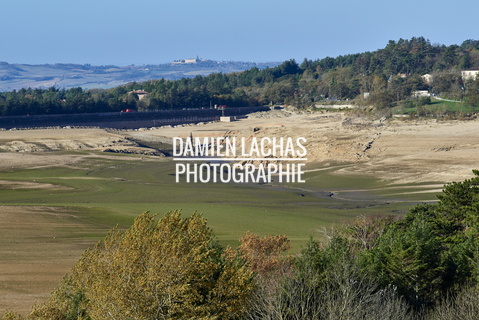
[0,153,441,250]
[396,97,478,115]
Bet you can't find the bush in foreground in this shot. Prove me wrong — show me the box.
[30,211,253,320]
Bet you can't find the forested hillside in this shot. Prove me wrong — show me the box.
[1,37,479,116]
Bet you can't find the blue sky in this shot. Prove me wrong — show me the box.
[2,0,478,65]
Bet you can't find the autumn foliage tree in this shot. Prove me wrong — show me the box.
[30,211,253,320]
[237,232,291,274]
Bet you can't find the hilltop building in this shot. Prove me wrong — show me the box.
[172,56,202,64]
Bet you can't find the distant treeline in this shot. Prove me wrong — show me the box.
[1,37,479,116]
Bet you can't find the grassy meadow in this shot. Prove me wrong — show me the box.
[393,97,479,116]
[0,151,442,251]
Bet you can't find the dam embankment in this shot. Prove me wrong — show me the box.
[0,106,269,130]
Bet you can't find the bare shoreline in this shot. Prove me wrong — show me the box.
[1,110,478,184]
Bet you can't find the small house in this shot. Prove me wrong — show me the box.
[461,69,479,81]
[412,90,430,98]
[129,90,149,101]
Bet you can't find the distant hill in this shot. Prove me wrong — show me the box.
[0,59,280,91]
[3,37,479,117]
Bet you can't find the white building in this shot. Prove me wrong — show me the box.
[129,90,149,100]
[412,90,430,98]
[461,69,479,81]
[421,74,433,84]
[172,57,201,64]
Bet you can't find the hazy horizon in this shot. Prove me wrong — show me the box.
[2,0,478,66]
